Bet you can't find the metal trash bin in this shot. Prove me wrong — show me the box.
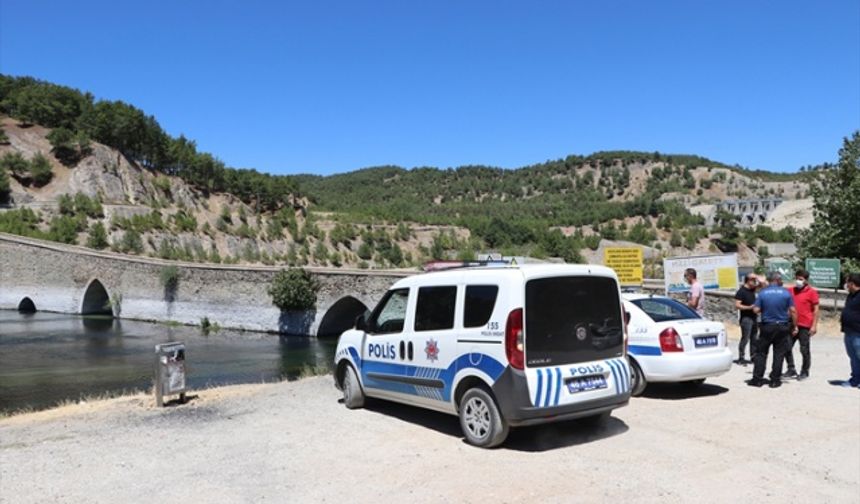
[154,342,186,406]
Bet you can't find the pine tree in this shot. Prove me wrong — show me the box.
[798,131,860,272]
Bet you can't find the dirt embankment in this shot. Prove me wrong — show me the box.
[1,336,858,503]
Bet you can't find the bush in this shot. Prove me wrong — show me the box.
[0,152,30,177]
[29,153,54,186]
[74,192,103,217]
[58,193,75,214]
[268,268,319,311]
[86,221,109,249]
[172,210,197,232]
[47,127,80,165]
[0,165,8,203]
[0,208,43,237]
[47,215,79,244]
[160,265,180,291]
[119,229,144,254]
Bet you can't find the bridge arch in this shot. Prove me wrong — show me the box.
[317,296,369,337]
[18,297,36,313]
[81,279,113,316]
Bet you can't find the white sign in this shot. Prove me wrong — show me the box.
[664,253,739,293]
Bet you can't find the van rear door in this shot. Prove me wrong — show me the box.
[523,275,627,407]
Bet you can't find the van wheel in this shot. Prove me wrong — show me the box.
[630,360,647,397]
[459,387,509,448]
[342,364,365,409]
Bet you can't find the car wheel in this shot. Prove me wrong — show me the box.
[629,359,647,397]
[342,364,365,409]
[459,387,509,448]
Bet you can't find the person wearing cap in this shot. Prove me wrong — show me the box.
[750,271,797,388]
[783,268,819,380]
[734,274,760,365]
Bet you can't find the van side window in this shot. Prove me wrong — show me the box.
[464,285,499,328]
[415,286,456,332]
[368,288,409,334]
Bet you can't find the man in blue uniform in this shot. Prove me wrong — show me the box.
[750,271,797,388]
[839,273,860,388]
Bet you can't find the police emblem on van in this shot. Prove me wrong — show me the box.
[425,339,439,362]
[576,326,587,341]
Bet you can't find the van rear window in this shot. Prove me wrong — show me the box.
[525,276,623,366]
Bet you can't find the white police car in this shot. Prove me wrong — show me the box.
[623,293,732,396]
[334,263,631,448]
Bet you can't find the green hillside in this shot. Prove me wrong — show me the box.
[0,74,817,267]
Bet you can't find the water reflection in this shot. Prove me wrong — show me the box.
[0,310,336,414]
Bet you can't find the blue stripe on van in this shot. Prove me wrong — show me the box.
[608,360,621,395]
[353,349,505,403]
[620,359,629,392]
[542,369,552,408]
[554,368,562,406]
[534,368,544,407]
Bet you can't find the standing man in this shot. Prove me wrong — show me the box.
[734,274,760,365]
[784,269,819,380]
[837,273,860,388]
[750,271,797,388]
[685,268,706,318]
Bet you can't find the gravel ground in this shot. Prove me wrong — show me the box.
[1,333,858,503]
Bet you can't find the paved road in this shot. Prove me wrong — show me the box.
[1,336,858,503]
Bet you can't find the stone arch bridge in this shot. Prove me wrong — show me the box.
[0,233,408,337]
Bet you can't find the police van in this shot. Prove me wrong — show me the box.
[333,263,631,448]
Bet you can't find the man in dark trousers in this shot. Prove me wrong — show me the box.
[734,274,760,365]
[784,268,819,380]
[750,271,797,388]
[838,273,860,388]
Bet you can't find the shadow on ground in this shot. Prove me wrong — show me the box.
[641,382,729,400]
[360,399,629,452]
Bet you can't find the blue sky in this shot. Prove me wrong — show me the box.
[1,1,858,175]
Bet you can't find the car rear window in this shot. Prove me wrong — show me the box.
[525,276,623,366]
[464,285,498,328]
[631,297,700,322]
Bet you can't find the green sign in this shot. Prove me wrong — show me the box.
[805,258,841,288]
[766,259,793,279]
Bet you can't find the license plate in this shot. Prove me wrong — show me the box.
[694,335,718,347]
[566,375,607,394]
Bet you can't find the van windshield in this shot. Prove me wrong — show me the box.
[525,276,624,367]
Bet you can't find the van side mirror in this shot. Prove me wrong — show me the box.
[623,310,631,326]
[355,313,368,332]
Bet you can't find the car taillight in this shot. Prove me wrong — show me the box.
[505,308,524,370]
[659,327,684,352]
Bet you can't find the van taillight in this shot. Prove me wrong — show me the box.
[659,327,684,352]
[505,308,524,370]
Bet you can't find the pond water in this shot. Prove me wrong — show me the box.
[0,310,336,414]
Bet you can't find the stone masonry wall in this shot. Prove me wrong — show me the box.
[0,234,407,335]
